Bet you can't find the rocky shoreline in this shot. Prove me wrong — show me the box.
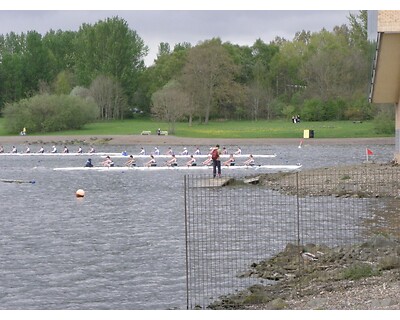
[209,235,400,310]
[208,162,400,310]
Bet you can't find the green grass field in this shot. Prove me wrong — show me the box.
[0,117,392,139]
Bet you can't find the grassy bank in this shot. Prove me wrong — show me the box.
[0,118,392,139]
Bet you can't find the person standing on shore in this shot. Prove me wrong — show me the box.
[211,144,222,178]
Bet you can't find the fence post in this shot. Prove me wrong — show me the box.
[296,171,303,295]
[184,175,190,310]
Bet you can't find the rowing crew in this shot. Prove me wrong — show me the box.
[85,154,256,168]
[0,145,96,154]
[136,146,242,156]
[85,155,118,168]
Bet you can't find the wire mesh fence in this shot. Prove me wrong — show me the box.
[184,166,400,309]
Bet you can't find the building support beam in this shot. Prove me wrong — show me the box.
[395,101,400,162]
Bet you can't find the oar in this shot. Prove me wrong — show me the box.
[1,179,36,184]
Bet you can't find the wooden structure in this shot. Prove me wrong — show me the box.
[369,10,400,161]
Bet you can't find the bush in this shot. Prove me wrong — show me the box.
[341,263,380,280]
[2,94,98,134]
[373,106,395,135]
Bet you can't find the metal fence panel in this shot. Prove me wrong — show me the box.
[184,168,400,309]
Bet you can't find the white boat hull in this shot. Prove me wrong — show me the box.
[0,152,104,156]
[53,164,301,172]
[0,152,277,158]
[104,154,277,159]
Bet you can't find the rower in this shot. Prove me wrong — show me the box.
[145,155,157,167]
[223,154,235,166]
[186,155,197,167]
[234,146,242,155]
[11,146,17,153]
[38,146,44,153]
[139,147,146,155]
[124,155,136,167]
[84,158,93,167]
[202,155,212,166]
[63,146,69,153]
[89,146,95,153]
[243,154,255,166]
[166,154,178,167]
[0,145,4,153]
[154,147,160,155]
[194,147,201,155]
[165,147,173,155]
[181,147,188,155]
[101,156,114,167]
[51,146,57,153]
[77,146,83,154]
[25,146,31,153]
[222,146,228,154]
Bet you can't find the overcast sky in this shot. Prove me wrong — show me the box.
[0,1,398,66]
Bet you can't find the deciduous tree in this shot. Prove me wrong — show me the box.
[151,80,189,133]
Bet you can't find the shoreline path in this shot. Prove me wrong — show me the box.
[0,135,395,146]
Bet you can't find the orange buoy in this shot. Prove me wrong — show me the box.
[76,189,85,197]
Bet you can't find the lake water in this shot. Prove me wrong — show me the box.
[0,141,395,309]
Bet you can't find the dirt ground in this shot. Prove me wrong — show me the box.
[0,135,395,146]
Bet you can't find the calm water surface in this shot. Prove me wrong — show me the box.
[0,141,394,309]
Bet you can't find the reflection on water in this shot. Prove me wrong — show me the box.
[0,142,394,309]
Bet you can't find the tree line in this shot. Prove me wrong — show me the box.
[0,11,387,134]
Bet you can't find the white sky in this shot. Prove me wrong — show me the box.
[0,1,399,66]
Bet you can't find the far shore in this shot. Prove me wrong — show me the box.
[0,135,395,146]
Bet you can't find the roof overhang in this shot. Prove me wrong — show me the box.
[369,32,400,104]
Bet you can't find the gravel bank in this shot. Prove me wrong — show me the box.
[209,162,400,310]
[210,235,400,310]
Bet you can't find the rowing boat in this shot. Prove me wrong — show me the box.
[0,152,106,157]
[100,154,278,159]
[0,152,109,156]
[53,164,301,171]
[0,152,277,158]
[1,178,36,184]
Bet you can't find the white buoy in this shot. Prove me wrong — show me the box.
[76,189,85,197]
